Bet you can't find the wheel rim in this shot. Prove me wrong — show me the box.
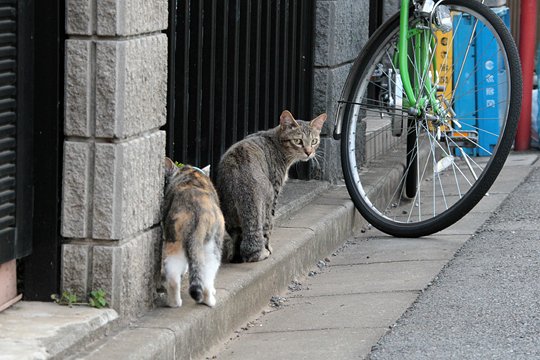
[344,3,516,231]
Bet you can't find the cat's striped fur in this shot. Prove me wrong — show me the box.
[216,110,327,263]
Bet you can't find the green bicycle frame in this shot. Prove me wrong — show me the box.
[399,0,416,106]
[398,0,441,114]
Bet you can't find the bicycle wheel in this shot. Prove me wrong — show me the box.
[338,0,522,237]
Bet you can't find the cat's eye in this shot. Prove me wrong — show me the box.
[311,139,319,145]
[292,139,302,146]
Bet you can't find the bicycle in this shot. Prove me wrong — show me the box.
[333,0,522,237]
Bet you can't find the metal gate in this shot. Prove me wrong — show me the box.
[167,0,315,170]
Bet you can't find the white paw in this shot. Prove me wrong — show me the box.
[204,294,216,308]
[167,294,182,308]
[259,248,270,261]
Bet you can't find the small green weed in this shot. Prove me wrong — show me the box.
[88,289,108,309]
[51,290,81,307]
[51,289,109,309]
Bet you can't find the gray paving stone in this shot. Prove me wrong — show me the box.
[299,260,448,297]
[75,327,175,360]
[330,234,469,266]
[0,302,117,360]
[250,291,418,333]
[218,328,386,360]
[436,211,492,235]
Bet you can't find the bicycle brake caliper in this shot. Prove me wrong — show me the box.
[418,0,435,17]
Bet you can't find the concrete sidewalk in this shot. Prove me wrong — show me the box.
[0,178,361,360]
[369,155,540,359]
[0,153,535,359]
[205,153,538,360]
[67,180,365,359]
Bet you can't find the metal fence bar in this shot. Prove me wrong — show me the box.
[170,0,315,170]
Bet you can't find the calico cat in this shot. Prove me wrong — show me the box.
[216,110,327,263]
[162,158,224,307]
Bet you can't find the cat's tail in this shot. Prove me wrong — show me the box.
[186,210,223,307]
[188,260,204,303]
[189,281,204,303]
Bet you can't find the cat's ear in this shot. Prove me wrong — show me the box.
[310,113,327,131]
[164,157,178,176]
[201,165,211,177]
[164,157,175,170]
[280,110,300,130]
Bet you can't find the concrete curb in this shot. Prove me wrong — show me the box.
[71,184,367,359]
[0,302,118,360]
[206,153,539,359]
[56,152,539,359]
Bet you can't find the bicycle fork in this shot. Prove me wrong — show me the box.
[333,0,453,140]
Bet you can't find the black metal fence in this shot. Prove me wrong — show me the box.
[167,0,315,170]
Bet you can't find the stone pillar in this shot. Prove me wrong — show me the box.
[61,0,168,319]
[312,0,369,182]
[384,0,401,21]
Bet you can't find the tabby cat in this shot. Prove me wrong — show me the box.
[216,110,327,263]
[162,158,224,307]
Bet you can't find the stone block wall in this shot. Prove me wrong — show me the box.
[61,0,168,319]
[312,0,400,182]
[384,0,400,21]
[311,0,369,182]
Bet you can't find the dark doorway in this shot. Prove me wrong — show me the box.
[167,0,315,170]
[20,0,64,301]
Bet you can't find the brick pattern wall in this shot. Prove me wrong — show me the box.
[384,0,400,21]
[61,0,168,319]
[312,0,399,182]
[311,0,369,182]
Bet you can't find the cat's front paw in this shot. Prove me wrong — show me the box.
[243,248,270,262]
[167,296,182,308]
[259,248,270,260]
[266,243,273,254]
[165,284,182,308]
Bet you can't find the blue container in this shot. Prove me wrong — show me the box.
[453,7,510,156]
[453,13,477,156]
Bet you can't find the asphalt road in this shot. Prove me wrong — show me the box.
[369,162,540,359]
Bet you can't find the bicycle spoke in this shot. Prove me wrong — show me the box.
[340,0,520,236]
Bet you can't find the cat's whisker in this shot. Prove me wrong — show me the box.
[313,152,328,168]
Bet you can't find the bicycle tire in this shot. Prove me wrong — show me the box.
[339,0,522,237]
